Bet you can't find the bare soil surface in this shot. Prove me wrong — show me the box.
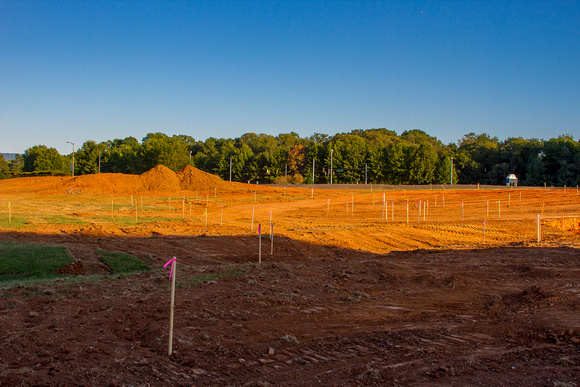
[1,167,579,386]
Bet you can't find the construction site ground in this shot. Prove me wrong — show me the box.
[1,166,579,386]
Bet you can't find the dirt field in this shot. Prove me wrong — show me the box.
[1,166,579,386]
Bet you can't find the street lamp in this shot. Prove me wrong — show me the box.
[330,149,334,185]
[67,141,75,177]
[450,156,454,185]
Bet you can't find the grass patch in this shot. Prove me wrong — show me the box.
[187,266,248,286]
[0,216,29,229]
[96,250,150,274]
[42,215,87,224]
[0,243,73,281]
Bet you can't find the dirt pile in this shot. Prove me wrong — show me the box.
[178,165,235,191]
[140,165,181,192]
[62,173,143,195]
[0,165,252,195]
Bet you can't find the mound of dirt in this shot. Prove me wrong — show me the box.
[0,165,258,195]
[0,176,71,194]
[178,165,228,190]
[140,165,181,192]
[62,173,143,195]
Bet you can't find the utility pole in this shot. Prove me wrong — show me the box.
[365,163,367,185]
[67,141,75,177]
[450,156,454,185]
[330,149,334,185]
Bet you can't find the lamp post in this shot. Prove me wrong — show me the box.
[67,141,75,177]
[450,156,454,185]
[330,149,334,184]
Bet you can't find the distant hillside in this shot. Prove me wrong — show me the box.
[1,153,17,161]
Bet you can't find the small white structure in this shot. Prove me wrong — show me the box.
[506,174,518,187]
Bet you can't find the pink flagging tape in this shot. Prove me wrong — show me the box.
[164,257,176,280]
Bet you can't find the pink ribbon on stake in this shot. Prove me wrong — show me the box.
[164,257,176,280]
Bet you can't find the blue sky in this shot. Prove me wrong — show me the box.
[1,0,578,155]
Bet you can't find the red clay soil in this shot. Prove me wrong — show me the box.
[0,169,579,386]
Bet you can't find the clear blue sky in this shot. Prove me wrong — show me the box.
[1,0,578,155]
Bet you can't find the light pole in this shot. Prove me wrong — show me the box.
[67,141,75,177]
[330,149,334,185]
[450,156,454,185]
[189,150,192,165]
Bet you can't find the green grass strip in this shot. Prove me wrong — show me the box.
[0,243,73,281]
[96,250,150,274]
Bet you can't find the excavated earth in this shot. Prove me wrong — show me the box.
[0,166,579,386]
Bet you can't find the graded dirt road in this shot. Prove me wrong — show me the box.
[1,166,579,385]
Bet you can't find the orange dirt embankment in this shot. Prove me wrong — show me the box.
[0,165,261,195]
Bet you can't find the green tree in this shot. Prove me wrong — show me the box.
[75,140,108,175]
[0,155,9,178]
[140,133,189,172]
[22,145,68,173]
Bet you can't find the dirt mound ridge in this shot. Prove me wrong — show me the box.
[0,165,258,195]
[178,165,229,190]
[63,173,143,194]
[140,165,181,192]
[0,176,71,194]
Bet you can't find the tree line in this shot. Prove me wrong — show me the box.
[1,129,578,186]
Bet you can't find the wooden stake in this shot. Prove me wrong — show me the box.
[417,201,421,223]
[382,201,385,221]
[498,200,501,218]
[258,224,262,264]
[166,257,177,356]
[327,198,330,215]
[537,214,541,243]
[204,209,208,233]
[270,223,274,256]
